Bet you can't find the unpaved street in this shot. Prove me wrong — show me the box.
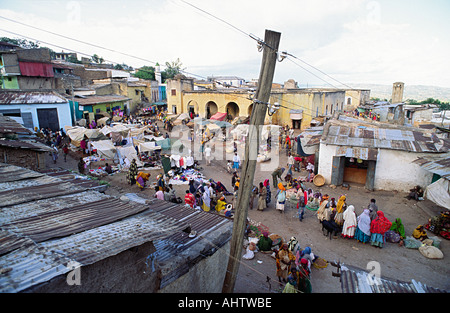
[47,133,450,293]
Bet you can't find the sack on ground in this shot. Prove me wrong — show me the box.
[404,236,422,249]
[418,245,444,259]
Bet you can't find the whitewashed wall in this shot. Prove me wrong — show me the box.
[374,149,433,192]
[318,143,434,192]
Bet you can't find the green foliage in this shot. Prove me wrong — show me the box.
[161,58,185,82]
[91,54,104,64]
[66,55,82,64]
[406,98,450,111]
[0,36,39,49]
[133,66,156,80]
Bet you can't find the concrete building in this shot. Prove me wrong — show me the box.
[318,113,449,192]
[0,90,73,131]
[167,77,346,129]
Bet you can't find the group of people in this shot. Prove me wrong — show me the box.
[256,233,314,293]
[183,179,233,216]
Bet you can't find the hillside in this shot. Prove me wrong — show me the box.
[348,83,450,102]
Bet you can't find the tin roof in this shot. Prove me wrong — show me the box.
[0,90,68,104]
[322,114,448,153]
[75,94,130,106]
[0,164,232,293]
[339,264,447,293]
[0,115,33,134]
[412,152,450,179]
[0,139,53,152]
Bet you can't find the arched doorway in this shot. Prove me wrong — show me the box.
[187,100,199,117]
[206,101,218,119]
[226,102,240,120]
[247,103,253,116]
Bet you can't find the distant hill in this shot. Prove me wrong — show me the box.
[347,83,450,102]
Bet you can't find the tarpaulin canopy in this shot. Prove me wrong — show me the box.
[90,140,116,159]
[206,123,221,132]
[210,112,227,121]
[116,145,143,167]
[211,120,232,128]
[66,126,106,147]
[425,178,450,210]
[133,139,162,153]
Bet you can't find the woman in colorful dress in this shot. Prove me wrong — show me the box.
[334,195,347,226]
[257,182,267,211]
[275,182,287,213]
[276,244,295,284]
[370,211,392,248]
[355,209,372,243]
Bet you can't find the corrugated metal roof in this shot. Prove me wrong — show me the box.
[0,208,188,293]
[0,139,53,153]
[0,165,232,293]
[75,95,130,106]
[413,152,450,179]
[338,265,447,293]
[0,115,33,134]
[322,115,448,153]
[0,90,68,104]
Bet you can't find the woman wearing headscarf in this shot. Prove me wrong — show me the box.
[334,195,347,226]
[385,218,406,244]
[355,209,372,243]
[342,205,357,239]
[276,244,295,284]
[306,192,321,210]
[136,172,150,190]
[316,194,329,222]
[257,182,267,211]
[412,225,428,241]
[296,187,307,222]
[127,159,138,185]
[264,179,271,205]
[370,211,392,248]
[282,267,299,293]
[297,258,312,293]
[215,196,227,213]
[201,183,211,212]
[276,182,287,213]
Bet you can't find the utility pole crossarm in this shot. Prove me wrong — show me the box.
[222,29,281,293]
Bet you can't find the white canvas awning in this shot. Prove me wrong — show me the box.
[90,140,117,159]
[425,178,450,210]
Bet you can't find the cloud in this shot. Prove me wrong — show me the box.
[1,0,449,87]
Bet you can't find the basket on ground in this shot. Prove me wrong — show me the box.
[313,174,325,187]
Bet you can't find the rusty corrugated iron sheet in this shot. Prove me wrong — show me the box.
[0,115,33,134]
[323,116,448,153]
[413,152,450,179]
[339,265,447,293]
[0,208,189,293]
[0,166,232,293]
[0,140,53,153]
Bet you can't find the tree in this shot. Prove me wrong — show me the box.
[133,66,156,80]
[162,58,185,82]
[91,54,104,64]
[0,37,39,49]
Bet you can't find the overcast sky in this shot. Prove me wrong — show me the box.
[1,0,449,88]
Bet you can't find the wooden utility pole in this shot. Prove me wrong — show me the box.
[222,29,281,293]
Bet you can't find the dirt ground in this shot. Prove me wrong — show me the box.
[46,128,450,293]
